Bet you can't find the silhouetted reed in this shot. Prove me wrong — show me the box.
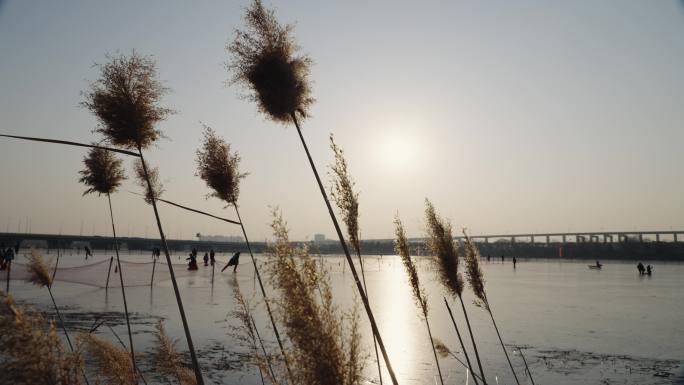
[134,159,165,204]
[196,125,293,381]
[463,233,530,385]
[329,135,382,384]
[266,209,365,385]
[229,3,397,381]
[154,320,197,385]
[394,214,444,385]
[424,200,484,384]
[84,51,202,385]
[78,333,138,385]
[79,146,137,381]
[432,338,484,382]
[0,291,84,385]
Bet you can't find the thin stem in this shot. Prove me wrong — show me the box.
[459,295,488,385]
[517,346,535,385]
[444,297,481,385]
[233,202,294,383]
[51,248,60,283]
[252,315,278,382]
[291,112,398,385]
[107,193,138,382]
[48,286,90,385]
[424,315,445,385]
[354,250,383,384]
[137,147,204,385]
[485,300,520,385]
[106,324,149,385]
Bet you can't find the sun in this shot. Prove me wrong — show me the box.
[376,133,419,171]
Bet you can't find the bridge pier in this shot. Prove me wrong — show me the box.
[546,235,550,244]
[562,235,567,243]
[656,234,660,242]
[675,233,679,243]
[639,234,643,242]
[530,235,535,244]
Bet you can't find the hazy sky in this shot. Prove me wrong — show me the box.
[1,0,683,241]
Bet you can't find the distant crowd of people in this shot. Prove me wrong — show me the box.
[181,248,239,273]
[637,262,653,275]
[0,243,19,271]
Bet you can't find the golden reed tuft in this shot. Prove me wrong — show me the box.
[196,125,247,205]
[79,146,126,196]
[27,249,53,288]
[462,231,488,307]
[424,199,464,297]
[329,135,361,256]
[266,208,365,385]
[77,333,138,385]
[394,215,428,316]
[154,321,197,385]
[82,52,172,150]
[134,159,164,204]
[0,291,83,385]
[228,0,314,123]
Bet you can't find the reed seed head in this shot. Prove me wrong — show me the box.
[424,199,464,297]
[196,125,247,204]
[27,249,53,288]
[83,51,172,150]
[154,320,197,385]
[394,214,428,317]
[462,231,488,308]
[329,135,361,256]
[77,333,137,385]
[79,146,126,196]
[0,291,83,385]
[432,338,452,359]
[228,0,314,123]
[134,159,164,204]
[267,208,365,385]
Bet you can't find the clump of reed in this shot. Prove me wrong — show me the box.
[154,321,197,385]
[134,159,164,204]
[77,333,138,385]
[229,3,397,381]
[79,146,137,380]
[195,125,293,380]
[329,134,382,383]
[424,200,484,384]
[84,51,203,385]
[0,290,84,385]
[394,214,444,385]
[266,209,365,385]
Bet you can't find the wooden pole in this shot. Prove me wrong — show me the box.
[150,256,156,287]
[105,256,113,290]
[5,260,10,293]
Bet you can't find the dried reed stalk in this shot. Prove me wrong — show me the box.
[84,52,203,385]
[329,135,383,384]
[463,233,528,385]
[0,291,84,385]
[195,125,293,381]
[228,3,398,381]
[155,321,197,385]
[78,333,138,385]
[79,147,137,381]
[394,215,444,385]
[266,209,365,385]
[424,200,485,384]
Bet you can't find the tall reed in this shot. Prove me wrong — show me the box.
[83,52,204,385]
[228,3,397,382]
[394,215,444,385]
[195,125,293,381]
[79,146,137,381]
[329,134,383,384]
[78,332,138,385]
[265,208,365,385]
[424,199,485,385]
[463,233,530,385]
[154,320,197,385]
[0,290,84,385]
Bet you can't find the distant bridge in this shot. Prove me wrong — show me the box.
[452,231,684,244]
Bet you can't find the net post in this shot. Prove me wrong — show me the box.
[105,256,113,290]
[211,262,215,287]
[150,257,156,287]
[5,260,10,293]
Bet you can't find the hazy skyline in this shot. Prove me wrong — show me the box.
[1,0,684,241]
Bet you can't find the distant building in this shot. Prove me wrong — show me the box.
[197,234,244,243]
[314,233,326,243]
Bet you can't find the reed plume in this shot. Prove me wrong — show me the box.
[77,333,138,385]
[79,146,137,381]
[0,291,84,385]
[195,125,292,380]
[134,159,164,204]
[394,214,444,385]
[424,200,485,384]
[266,209,365,385]
[85,52,203,385]
[154,321,197,385]
[230,3,396,381]
[27,249,53,288]
[463,233,528,385]
[329,135,382,384]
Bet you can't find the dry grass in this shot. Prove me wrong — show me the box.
[79,146,126,196]
[0,291,83,385]
[394,215,427,316]
[424,199,464,297]
[196,125,247,205]
[26,249,53,288]
[134,159,164,204]
[154,321,197,385]
[266,208,365,385]
[329,135,360,256]
[83,52,172,150]
[432,338,451,359]
[77,333,137,385]
[228,0,314,123]
[462,232,487,308]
